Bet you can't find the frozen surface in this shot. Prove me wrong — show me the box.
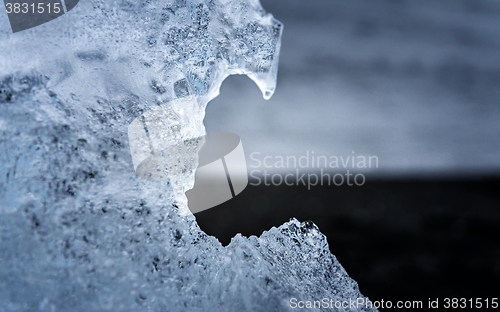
[0,0,373,311]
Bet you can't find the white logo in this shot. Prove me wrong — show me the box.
[128,96,248,215]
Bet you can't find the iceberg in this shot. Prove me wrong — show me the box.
[0,0,375,310]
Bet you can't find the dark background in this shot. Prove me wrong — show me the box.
[200,0,500,308]
[196,177,500,304]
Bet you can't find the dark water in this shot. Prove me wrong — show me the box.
[196,177,500,302]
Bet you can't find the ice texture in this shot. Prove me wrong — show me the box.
[0,0,374,311]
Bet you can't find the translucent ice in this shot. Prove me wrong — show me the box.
[0,0,374,311]
[1,0,283,214]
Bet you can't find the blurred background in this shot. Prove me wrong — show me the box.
[197,0,500,305]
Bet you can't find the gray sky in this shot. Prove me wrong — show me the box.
[205,0,500,176]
